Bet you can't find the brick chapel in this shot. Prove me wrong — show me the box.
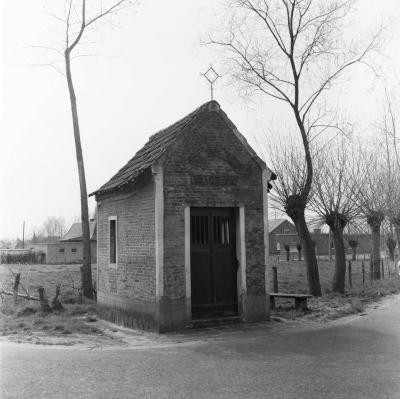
[90,101,276,332]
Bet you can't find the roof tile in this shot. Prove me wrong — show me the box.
[90,101,215,197]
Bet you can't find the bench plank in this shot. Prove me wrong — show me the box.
[270,293,312,299]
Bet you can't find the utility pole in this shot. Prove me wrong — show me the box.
[22,221,25,249]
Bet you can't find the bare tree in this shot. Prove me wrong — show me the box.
[39,0,135,297]
[310,140,363,293]
[348,239,358,261]
[377,88,400,249]
[296,243,302,261]
[284,243,290,261]
[386,236,396,261]
[42,216,67,238]
[267,135,322,290]
[356,150,387,280]
[211,0,380,296]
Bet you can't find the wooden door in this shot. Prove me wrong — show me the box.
[190,208,238,318]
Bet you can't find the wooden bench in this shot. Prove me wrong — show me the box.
[270,293,313,311]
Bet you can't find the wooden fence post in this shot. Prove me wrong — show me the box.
[52,284,62,310]
[38,286,44,304]
[348,261,352,289]
[370,260,373,282]
[381,260,384,279]
[362,261,365,286]
[38,286,51,312]
[272,266,278,293]
[13,273,20,305]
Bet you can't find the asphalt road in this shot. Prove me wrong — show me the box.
[1,296,400,399]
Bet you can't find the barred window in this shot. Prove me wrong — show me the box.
[109,217,117,264]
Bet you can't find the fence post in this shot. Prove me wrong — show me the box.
[381,260,384,279]
[348,261,352,289]
[38,286,51,312]
[272,266,278,293]
[370,260,373,282]
[362,261,365,286]
[52,284,62,310]
[13,273,20,305]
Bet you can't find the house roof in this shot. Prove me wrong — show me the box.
[268,218,294,233]
[90,101,274,197]
[61,221,97,242]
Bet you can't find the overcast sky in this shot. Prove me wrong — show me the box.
[1,0,399,240]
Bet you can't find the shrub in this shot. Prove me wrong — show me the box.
[17,306,37,317]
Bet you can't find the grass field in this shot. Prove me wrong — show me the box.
[270,256,400,294]
[1,259,400,340]
[269,257,400,321]
[0,263,97,300]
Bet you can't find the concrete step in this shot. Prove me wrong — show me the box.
[188,316,241,329]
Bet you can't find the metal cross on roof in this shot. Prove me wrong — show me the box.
[201,65,220,101]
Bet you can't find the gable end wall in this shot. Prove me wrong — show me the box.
[161,110,267,327]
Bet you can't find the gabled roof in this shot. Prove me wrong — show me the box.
[90,101,273,197]
[61,221,97,242]
[268,218,294,233]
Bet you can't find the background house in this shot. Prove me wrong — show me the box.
[60,220,97,263]
[269,218,386,258]
[29,220,97,264]
[268,219,297,255]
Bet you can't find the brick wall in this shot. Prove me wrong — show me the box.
[96,178,156,307]
[162,110,265,300]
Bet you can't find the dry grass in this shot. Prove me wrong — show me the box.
[0,263,97,300]
[0,264,101,341]
[269,257,400,321]
[0,299,101,336]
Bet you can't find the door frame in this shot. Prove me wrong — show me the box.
[184,206,247,321]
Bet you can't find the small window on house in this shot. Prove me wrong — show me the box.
[59,248,65,253]
[109,217,117,264]
[277,242,281,251]
[71,248,77,253]
[284,228,290,233]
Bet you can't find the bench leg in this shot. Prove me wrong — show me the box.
[295,298,307,311]
[270,296,275,310]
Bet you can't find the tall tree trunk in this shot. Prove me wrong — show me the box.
[286,195,322,296]
[65,51,93,298]
[367,213,384,280]
[297,246,302,261]
[389,247,395,262]
[331,226,346,293]
[395,226,400,256]
[351,247,356,261]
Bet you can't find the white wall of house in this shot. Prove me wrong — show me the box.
[30,242,96,264]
